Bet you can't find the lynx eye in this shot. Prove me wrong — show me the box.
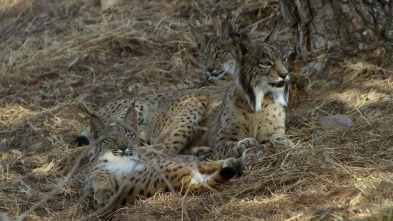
[127,134,136,139]
[258,61,273,68]
[104,137,114,142]
[215,52,224,58]
[283,56,289,63]
[200,54,207,61]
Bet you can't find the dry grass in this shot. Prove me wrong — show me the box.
[1,0,393,220]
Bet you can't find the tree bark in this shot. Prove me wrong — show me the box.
[279,0,393,74]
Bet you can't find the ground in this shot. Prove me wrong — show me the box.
[1,0,393,220]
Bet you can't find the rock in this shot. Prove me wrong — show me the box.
[11,149,22,156]
[318,115,355,130]
[32,96,43,102]
[241,145,272,170]
[300,54,329,76]
[366,93,379,101]
[311,130,323,145]
[15,134,30,147]
[101,0,123,11]
[0,213,10,221]
[77,93,90,100]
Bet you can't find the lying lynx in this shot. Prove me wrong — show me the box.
[78,22,292,159]
[76,20,240,147]
[85,106,241,218]
[190,20,239,86]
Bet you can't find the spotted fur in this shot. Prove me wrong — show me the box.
[85,107,240,218]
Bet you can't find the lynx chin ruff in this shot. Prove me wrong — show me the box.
[85,106,241,218]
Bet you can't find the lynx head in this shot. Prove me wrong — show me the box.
[89,106,139,161]
[235,23,290,112]
[190,20,240,82]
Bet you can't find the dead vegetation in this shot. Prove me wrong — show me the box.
[1,0,392,220]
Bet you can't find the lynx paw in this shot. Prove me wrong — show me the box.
[93,170,116,205]
[192,146,215,160]
[234,138,258,157]
[94,187,115,205]
[270,133,294,149]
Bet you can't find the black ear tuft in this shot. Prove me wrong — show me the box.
[264,18,279,43]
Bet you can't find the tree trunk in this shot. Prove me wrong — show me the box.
[279,0,393,74]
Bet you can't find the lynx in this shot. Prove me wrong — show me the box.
[178,24,293,159]
[77,22,292,160]
[76,20,240,149]
[85,106,241,218]
[190,20,239,86]
[211,31,293,158]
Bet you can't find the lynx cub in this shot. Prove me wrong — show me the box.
[85,106,241,218]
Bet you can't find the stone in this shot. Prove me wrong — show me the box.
[101,0,123,11]
[311,130,323,145]
[11,149,22,156]
[366,93,379,101]
[318,115,355,130]
[241,145,272,170]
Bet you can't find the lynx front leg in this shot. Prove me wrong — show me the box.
[215,138,258,159]
[92,169,116,206]
[214,116,257,159]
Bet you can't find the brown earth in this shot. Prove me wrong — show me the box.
[1,0,392,220]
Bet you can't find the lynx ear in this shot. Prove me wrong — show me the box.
[264,18,279,43]
[236,34,254,56]
[90,114,105,139]
[219,19,236,37]
[189,24,208,49]
[124,106,138,128]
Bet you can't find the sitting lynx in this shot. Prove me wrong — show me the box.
[212,30,292,158]
[85,106,241,218]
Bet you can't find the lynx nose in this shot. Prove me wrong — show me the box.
[206,68,214,73]
[119,145,127,152]
[279,72,288,79]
